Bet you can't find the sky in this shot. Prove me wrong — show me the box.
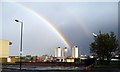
[1,1,119,56]
[1,0,119,2]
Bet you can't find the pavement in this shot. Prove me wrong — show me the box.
[1,67,120,72]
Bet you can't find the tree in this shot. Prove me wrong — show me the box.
[90,32,119,64]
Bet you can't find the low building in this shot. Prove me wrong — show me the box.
[7,56,16,63]
[32,56,38,62]
[66,56,75,62]
[66,58,74,62]
[0,58,7,64]
[25,55,32,62]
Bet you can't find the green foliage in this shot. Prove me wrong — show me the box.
[90,32,118,63]
[74,58,81,63]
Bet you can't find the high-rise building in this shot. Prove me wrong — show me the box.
[72,46,78,58]
[55,47,61,57]
[62,47,67,58]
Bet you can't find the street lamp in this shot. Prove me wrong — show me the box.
[92,33,97,37]
[15,19,23,70]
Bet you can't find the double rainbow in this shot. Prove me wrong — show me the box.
[16,3,71,48]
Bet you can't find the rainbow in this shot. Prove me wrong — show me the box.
[15,3,71,48]
[65,9,91,36]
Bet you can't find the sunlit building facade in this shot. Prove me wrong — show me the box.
[0,40,10,58]
[55,47,61,57]
[72,46,78,58]
[0,40,11,64]
[62,47,67,58]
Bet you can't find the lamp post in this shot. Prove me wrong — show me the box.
[92,33,97,37]
[15,19,23,70]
